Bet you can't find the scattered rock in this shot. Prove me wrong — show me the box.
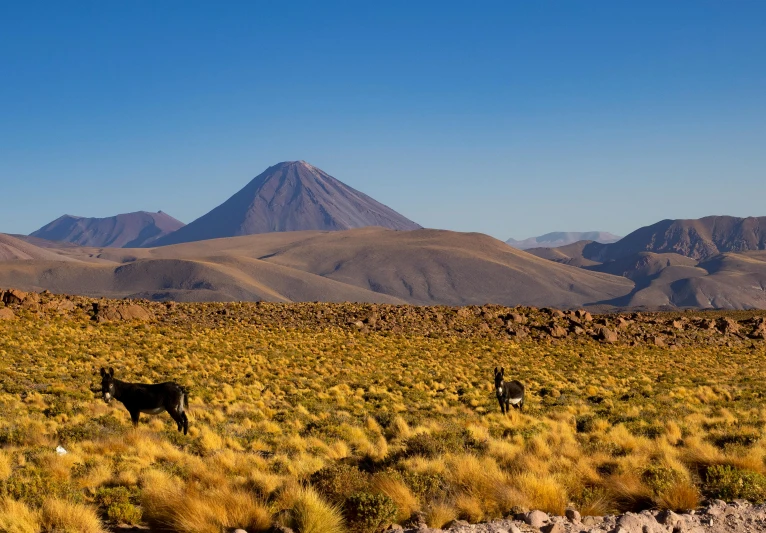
[525,510,549,528]
[717,317,740,335]
[541,523,563,533]
[565,509,581,523]
[444,520,470,529]
[0,308,15,320]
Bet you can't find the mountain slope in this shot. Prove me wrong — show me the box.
[31,211,184,248]
[153,161,421,246]
[507,231,621,250]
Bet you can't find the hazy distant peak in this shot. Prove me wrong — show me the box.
[507,231,622,250]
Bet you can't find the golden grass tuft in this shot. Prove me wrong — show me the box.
[142,471,271,533]
[658,481,701,511]
[373,475,420,522]
[41,498,105,533]
[513,472,568,515]
[281,485,345,533]
[425,501,457,528]
[0,498,40,533]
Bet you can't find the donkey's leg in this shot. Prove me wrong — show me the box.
[129,410,140,428]
[168,408,184,433]
[497,396,506,414]
[181,412,189,435]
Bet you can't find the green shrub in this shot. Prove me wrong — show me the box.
[402,428,487,458]
[310,463,371,503]
[642,464,682,495]
[704,465,766,502]
[107,502,143,524]
[344,492,397,533]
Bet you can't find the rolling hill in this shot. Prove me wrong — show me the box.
[152,161,421,246]
[0,228,634,308]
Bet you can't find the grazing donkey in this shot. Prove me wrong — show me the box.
[99,367,189,434]
[494,367,524,414]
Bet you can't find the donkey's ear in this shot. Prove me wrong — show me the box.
[494,367,498,374]
[108,367,115,377]
[501,367,505,375]
[100,367,106,376]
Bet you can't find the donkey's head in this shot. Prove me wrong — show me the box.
[100,367,116,403]
[493,367,504,395]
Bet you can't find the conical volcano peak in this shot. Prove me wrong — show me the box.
[152,162,421,246]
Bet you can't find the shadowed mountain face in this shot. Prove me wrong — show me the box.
[31,211,184,248]
[506,231,621,250]
[153,161,421,246]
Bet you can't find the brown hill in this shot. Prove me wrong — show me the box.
[0,234,79,262]
[153,161,421,246]
[0,228,634,308]
[30,211,184,248]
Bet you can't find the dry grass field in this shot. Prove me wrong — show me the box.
[0,293,765,532]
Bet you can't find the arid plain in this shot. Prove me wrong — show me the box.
[0,290,764,532]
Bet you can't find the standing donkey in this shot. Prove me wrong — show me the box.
[494,367,525,414]
[100,367,189,434]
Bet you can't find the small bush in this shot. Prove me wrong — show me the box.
[704,465,766,502]
[107,502,143,524]
[642,464,682,495]
[344,492,397,533]
[310,463,370,503]
[402,428,487,459]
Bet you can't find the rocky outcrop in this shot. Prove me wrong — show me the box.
[394,500,766,533]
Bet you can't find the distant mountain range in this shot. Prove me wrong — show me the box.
[525,216,766,309]
[506,231,621,250]
[152,161,421,246]
[7,160,766,310]
[31,211,184,248]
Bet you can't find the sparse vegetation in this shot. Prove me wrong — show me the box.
[0,295,765,531]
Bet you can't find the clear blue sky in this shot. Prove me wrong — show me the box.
[1,1,764,241]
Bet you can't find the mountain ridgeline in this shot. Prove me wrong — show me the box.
[151,161,421,246]
[31,211,184,248]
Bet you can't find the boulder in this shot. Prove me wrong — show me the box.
[2,289,27,305]
[0,308,15,321]
[509,313,527,324]
[597,326,618,343]
[546,325,568,338]
[524,510,549,528]
[565,508,581,523]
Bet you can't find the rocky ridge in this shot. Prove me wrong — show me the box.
[1,288,765,347]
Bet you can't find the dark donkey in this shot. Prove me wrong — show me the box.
[494,367,524,414]
[100,367,189,434]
